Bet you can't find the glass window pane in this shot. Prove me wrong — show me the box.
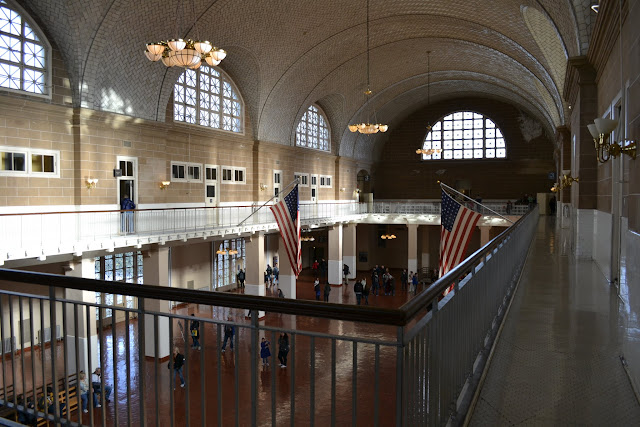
[474,149,483,158]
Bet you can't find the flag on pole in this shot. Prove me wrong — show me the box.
[270,185,302,277]
[439,188,481,293]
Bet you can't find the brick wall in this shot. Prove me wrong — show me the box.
[373,97,556,199]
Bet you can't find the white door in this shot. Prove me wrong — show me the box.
[117,157,137,234]
[205,165,218,226]
[310,174,318,203]
[273,170,282,202]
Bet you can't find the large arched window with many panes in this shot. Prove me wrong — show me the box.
[295,105,330,151]
[174,65,243,133]
[0,0,50,96]
[420,111,507,160]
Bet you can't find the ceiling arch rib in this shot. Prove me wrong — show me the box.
[260,23,563,153]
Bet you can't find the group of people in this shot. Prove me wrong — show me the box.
[264,263,279,288]
[259,332,291,368]
[78,367,112,413]
[311,259,328,280]
[313,277,332,302]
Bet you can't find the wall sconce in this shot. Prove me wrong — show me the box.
[560,174,579,188]
[550,183,559,192]
[216,248,228,255]
[85,178,98,190]
[228,249,238,255]
[587,118,636,163]
[381,234,396,240]
[339,187,346,192]
[160,181,171,190]
[355,188,361,194]
[301,236,315,242]
[259,183,268,191]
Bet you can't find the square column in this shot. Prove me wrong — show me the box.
[343,223,357,279]
[144,245,171,359]
[278,232,297,299]
[328,225,343,285]
[421,226,431,272]
[245,233,266,317]
[64,258,98,373]
[479,226,492,247]
[407,224,418,275]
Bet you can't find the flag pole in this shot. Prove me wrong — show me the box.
[438,181,515,224]
[238,178,300,226]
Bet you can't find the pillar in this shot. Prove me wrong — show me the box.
[479,226,492,247]
[420,226,431,273]
[64,258,98,373]
[407,224,418,275]
[278,232,297,300]
[328,224,343,285]
[144,245,171,358]
[343,223,357,279]
[245,233,266,318]
[567,57,598,257]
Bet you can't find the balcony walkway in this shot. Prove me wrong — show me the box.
[469,217,640,425]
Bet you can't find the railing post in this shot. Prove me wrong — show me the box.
[250,309,258,426]
[138,297,146,427]
[396,325,404,426]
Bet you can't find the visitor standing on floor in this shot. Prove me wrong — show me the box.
[266,264,273,287]
[314,278,321,300]
[412,272,419,294]
[401,269,408,291]
[278,332,290,368]
[222,317,234,352]
[362,279,369,305]
[354,279,364,305]
[171,347,185,388]
[190,314,201,350]
[260,337,271,366]
[312,259,319,277]
[324,281,331,302]
[237,268,245,288]
[372,271,380,296]
[273,263,279,287]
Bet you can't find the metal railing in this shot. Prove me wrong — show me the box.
[0,207,538,426]
[0,200,529,263]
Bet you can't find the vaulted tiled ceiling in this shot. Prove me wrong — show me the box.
[21,0,596,161]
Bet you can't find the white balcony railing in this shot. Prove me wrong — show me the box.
[0,200,528,262]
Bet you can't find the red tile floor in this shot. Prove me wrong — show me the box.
[1,269,426,426]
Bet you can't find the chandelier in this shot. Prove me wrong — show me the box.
[417,51,442,157]
[144,0,227,69]
[348,0,388,134]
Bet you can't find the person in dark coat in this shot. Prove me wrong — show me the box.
[260,338,271,366]
[278,333,290,368]
[324,282,331,302]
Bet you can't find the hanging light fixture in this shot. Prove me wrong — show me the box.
[416,51,442,157]
[144,0,227,70]
[348,0,388,135]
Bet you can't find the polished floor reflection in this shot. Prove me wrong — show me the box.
[469,217,640,425]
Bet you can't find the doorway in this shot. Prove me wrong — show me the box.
[274,170,282,202]
[310,174,318,203]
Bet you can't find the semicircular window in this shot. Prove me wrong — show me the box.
[420,111,506,160]
[174,66,243,133]
[296,105,330,151]
[0,0,50,96]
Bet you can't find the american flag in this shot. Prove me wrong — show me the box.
[439,188,481,292]
[270,185,302,277]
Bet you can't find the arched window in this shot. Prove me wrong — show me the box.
[296,105,330,151]
[420,111,507,160]
[174,65,243,133]
[0,0,49,96]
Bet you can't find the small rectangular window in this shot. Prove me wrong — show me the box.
[1,151,26,171]
[206,166,217,181]
[222,168,232,181]
[206,185,216,197]
[234,169,243,182]
[120,160,134,176]
[172,164,185,179]
[31,153,54,173]
[188,165,200,180]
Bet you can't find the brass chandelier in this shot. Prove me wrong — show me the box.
[416,51,442,157]
[144,0,227,69]
[348,0,388,135]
